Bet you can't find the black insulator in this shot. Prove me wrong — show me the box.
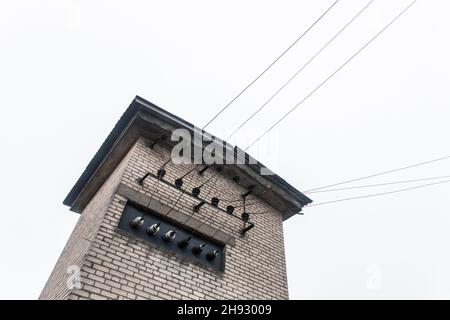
[177,236,192,249]
[130,217,144,229]
[175,178,184,189]
[241,212,250,222]
[193,201,206,212]
[192,243,206,255]
[198,166,209,175]
[241,222,255,235]
[138,172,151,185]
[157,168,166,179]
[206,250,219,261]
[192,187,201,198]
[226,205,235,215]
[232,176,240,183]
[211,197,220,207]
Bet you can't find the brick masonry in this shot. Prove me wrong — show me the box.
[40,137,289,300]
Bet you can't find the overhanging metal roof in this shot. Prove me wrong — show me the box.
[64,96,312,220]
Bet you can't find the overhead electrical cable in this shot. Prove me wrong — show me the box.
[244,0,417,151]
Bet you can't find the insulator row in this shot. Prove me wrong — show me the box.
[129,217,220,261]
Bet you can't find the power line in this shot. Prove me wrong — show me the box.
[218,161,450,216]
[162,146,222,219]
[305,175,450,194]
[202,0,341,130]
[247,175,450,214]
[191,183,240,234]
[307,179,450,207]
[226,0,375,141]
[244,0,417,151]
[305,155,450,193]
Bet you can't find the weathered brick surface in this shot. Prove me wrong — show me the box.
[42,137,289,300]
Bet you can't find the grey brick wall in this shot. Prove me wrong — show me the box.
[39,150,133,300]
[41,137,289,300]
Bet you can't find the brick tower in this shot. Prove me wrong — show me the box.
[40,96,312,300]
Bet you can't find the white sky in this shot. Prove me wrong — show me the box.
[1,0,449,299]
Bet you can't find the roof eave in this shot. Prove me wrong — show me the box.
[64,96,312,220]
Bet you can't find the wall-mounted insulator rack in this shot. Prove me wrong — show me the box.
[136,170,255,236]
[118,203,226,272]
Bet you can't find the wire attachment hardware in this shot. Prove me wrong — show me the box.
[192,187,201,198]
[162,230,177,241]
[157,168,166,179]
[241,186,255,199]
[206,250,219,261]
[192,243,206,255]
[211,197,220,207]
[193,201,206,212]
[130,216,144,229]
[146,223,160,236]
[137,172,151,186]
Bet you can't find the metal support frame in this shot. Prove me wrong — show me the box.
[139,170,256,236]
[193,201,206,212]
[137,172,151,185]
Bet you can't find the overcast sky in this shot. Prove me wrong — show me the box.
[1,0,449,299]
